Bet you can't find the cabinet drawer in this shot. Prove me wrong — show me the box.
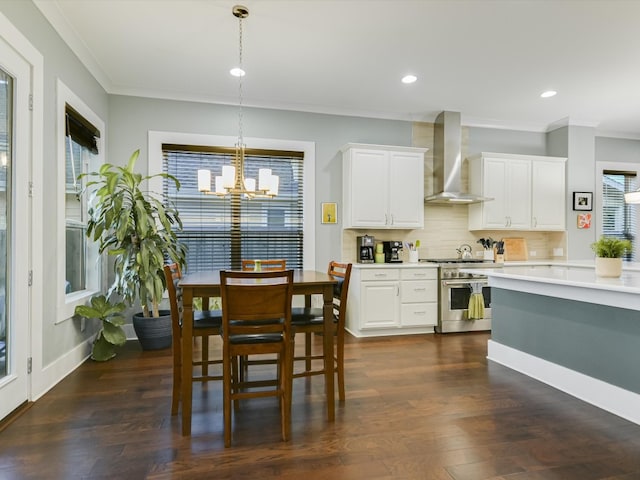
[400,268,437,280]
[360,268,400,281]
[400,302,437,327]
[400,280,437,303]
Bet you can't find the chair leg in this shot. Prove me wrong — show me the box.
[171,361,181,416]
[223,350,233,448]
[232,356,240,411]
[201,336,209,377]
[171,336,182,416]
[337,335,345,402]
[282,340,294,441]
[304,332,312,371]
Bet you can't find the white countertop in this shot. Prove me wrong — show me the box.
[463,261,640,310]
[352,262,438,269]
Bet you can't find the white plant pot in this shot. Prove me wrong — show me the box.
[595,257,622,278]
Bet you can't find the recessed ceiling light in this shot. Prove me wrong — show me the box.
[540,90,557,98]
[402,75,417,84]
[230,67,245,77]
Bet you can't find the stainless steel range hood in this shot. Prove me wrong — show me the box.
[424,111,491,204]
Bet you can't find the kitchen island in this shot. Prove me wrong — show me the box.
[466,263,640,426]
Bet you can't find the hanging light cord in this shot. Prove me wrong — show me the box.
[237,11,244,148]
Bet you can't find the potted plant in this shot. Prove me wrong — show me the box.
[81,149,187,350]
[591,236,632,278]
[75,295,127,361]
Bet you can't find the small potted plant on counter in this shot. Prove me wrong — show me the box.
[591,236,631,278]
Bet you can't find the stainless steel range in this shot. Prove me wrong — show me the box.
[420,258,499,333]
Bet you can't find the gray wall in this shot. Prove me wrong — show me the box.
[108,95,415,270]
[596,136,640,163]
[467,127,547,156]
[0,0,109,365]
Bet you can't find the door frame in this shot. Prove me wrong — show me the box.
[0,11,43,414]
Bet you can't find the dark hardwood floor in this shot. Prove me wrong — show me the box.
[1,332,639,479]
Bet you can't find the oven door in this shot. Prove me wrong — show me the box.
[441,278,491,322]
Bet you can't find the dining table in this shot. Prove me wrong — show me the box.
[178,269,338,436]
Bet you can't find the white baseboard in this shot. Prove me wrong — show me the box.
[487,340,640,426]
[32,338,92,401]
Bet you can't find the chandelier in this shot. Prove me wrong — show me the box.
[197,5,279,198]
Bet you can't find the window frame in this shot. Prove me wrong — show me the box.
[56,80,105,321]
[148,131,316,271]
[595,161,640,260]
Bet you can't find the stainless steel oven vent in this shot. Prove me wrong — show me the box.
[424,111,492,205]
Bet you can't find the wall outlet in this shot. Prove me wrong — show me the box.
[529,250,537,257]
[553,247,564,257]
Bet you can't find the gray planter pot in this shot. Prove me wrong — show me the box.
[132,310,172,350]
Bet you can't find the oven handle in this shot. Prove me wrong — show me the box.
[442,279,489,287]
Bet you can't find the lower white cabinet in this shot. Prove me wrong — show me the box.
[346,266,438,337]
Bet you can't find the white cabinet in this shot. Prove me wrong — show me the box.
[468,152,566,231]
[399,268,438,327]
[531,158,566,230]
[346,266,438,337]
[342,143,427,229]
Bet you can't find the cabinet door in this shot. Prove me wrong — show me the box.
[348,149,389,228]
[506,159,532,229]
[480,157,510,228]
[531,160,566,230]
[360,281,399,329]
[388,151,424,228]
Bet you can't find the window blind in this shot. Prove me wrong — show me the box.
[602,170,636,260]
[162,144,304,272]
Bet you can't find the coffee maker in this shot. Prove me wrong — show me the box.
[382,240,403,263]
[356,235,375,263]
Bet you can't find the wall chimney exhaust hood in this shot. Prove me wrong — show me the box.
[424,111,492,204]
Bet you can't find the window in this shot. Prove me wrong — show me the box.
[162,144,304,271]
[57,80,104,319]
[148,131,316,271]
[599,167,638,261]
[64,105,99,293]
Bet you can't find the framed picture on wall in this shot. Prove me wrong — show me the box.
[573,192,593,211]
[321,202,337,224]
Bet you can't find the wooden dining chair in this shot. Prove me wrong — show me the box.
[291,261,352,401]
[238,259,287,380]
[219,269,294,447]
[164,263,223,416]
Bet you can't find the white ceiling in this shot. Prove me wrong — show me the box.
[34,0,640,138]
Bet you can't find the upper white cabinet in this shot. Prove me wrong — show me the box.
[531,158,566,230]
[468,152,566,231]
[342,143,427,229]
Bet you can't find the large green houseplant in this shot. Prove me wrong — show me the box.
[81,149,187,349]
[591,236,632,278]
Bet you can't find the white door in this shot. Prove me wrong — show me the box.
[0,33,32,420]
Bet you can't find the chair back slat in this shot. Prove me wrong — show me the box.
[241,259,287,271]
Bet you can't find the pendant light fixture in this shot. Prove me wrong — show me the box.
[197,5,279,198]
[624,190,640,204]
